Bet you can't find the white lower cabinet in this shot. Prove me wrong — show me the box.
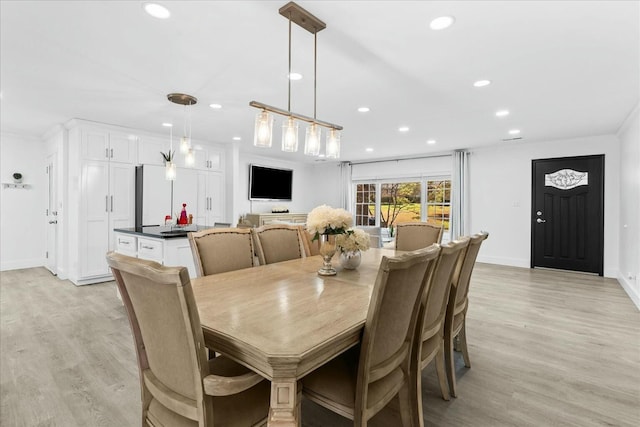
[114,232,196,278]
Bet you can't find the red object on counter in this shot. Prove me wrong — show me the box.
[178,203,189,225]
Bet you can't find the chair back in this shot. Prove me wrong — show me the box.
[300,227,321,256]
[188,228,256,276]
[251,224,305,265]
[106,252,211,423]
[420,238,470,338]
[355,244,441,417]
[395,222,443,251]
[452,232,489,313]
[360,226,382,248]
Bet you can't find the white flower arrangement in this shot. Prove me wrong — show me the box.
[306,204,354,241]
[336,228,371,253]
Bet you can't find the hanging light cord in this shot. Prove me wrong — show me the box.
[313,31,317,120]
[288,12,292,113]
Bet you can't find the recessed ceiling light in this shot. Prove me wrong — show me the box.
[209,103,222,109]
[162,122,173,127]
[365,147,374,152]
[430,16,455,30]
[473,80,491,87]
[398,126,410,132]
[508,129,521,135]
[232,136,241,141]
[426,139,436,145]
[143,3,170,19]
[496,110,510,117]
[357,107,370,113]
[288,72,302,80]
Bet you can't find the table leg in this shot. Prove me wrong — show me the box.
[268,378,300,427]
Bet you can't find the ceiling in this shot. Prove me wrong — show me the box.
[1,1,638,163]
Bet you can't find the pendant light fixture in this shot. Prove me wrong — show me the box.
[167,93,197,167]
[250,2,342,157]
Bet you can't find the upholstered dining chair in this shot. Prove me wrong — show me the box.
[300,226,321,257]
[413,237,469,409]
[395,222,444,251]
[105,252,270,427]
[444,232,489,398]
[302,244,441,427]
[360,226,382,249]
[188,228,256,277]
[251,224,306,265]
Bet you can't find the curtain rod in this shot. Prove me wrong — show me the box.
[345,151,459,166]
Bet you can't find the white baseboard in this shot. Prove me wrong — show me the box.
[0,258,44,271]
[617,274,640,311]
[476,255,529,269]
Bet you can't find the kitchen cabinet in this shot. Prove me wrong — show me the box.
[137,135,169,166]
[67,123,136,285]
[190,147,223,171]
[196,171,224,226]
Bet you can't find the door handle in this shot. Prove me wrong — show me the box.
[536,218,546,223]
[49,220,57,224]
[111,195,114,212]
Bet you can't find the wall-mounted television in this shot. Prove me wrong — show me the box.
[249,164,293,201]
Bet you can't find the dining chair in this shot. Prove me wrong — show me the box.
[188,228,257,276]
[302,244,441,427]
[300,226,321,257]
[444,232,489,398]
[105,251,270,427]
[360,226,382,249]
[395,222,444,251]
[251,224,306,265]
[413,237,470,410]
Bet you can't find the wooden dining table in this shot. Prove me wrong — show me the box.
[191,247,399,427]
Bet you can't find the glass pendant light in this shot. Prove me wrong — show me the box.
[165,162,177,180]
[325,128,341,159]
[282,117,299,152]
[254,110,274,148]
[304,123,321,156]
[185,147,195,167]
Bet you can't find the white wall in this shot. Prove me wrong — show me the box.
[235,152,341,221]
[0,132,47,270]
[617,106,640,308]
[468,134,620,278]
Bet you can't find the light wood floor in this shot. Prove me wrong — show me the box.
[1,264,638,426]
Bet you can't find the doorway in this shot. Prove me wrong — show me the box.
[531,155,604,276]
[45,153,57,275]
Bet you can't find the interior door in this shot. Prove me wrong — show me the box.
[531,155,604,275]
[45,154,57,275]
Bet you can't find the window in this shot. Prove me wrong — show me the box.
[355,184,376,226]
[426,179,451,230]
[379,182,421,227]
[352,178,451,232]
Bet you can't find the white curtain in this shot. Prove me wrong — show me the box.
[451,150,470,239]
[338,162,352,210]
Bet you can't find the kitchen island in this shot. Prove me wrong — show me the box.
[114,225,209,278]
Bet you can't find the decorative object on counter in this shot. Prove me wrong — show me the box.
[12,172,22,184]
[188,214,193,224]
[178,203,189,225]
[161,149,176,181]
[249,2,343,158]
[306,204,353,276]
[336,228,371,270]
[165,215,172,226]
[272,205,289,213]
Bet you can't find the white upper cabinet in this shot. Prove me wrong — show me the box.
[138,135,169,166]
[82,129,136,163]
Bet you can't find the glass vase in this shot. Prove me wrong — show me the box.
[318,234,337,276]
[339,250,362,270]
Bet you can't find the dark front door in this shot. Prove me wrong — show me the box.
[531,155,604,276]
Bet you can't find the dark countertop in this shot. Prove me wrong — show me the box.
[114,225,209,239]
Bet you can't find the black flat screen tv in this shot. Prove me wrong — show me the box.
[249,164,293,201]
